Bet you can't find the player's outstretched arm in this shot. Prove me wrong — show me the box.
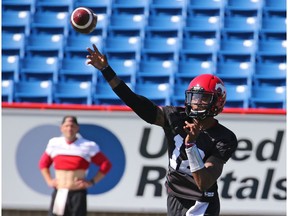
[86,44,165,127]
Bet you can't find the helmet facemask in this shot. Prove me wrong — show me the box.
[185,88,216,120]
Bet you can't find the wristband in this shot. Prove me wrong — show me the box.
[100,65,116,82]
[185,143,205,173]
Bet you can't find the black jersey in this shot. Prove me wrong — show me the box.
[162,106,238,202]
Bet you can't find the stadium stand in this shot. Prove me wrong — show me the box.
[135,82,171,106]
[2,0,35,13]
[35,0,74,13]
[141,37,180,62]
[104,36,142,62]
[25,34,64,59]
[254,61,286,87]
[1,0,286,109]
[2,55,20,82]
[250,85,286,109]
[53,81,93,105]
[225,84,250,108]
[145,14,183,39]
[2,33,26,58]
[136,60,175,85]
[2,10,31,36]
[175,60,214,86]
[65,34,103,58]
[59,58,97,84]
[216,61,254,86]
[20,56,59,82]
[98,59,137,85]
[94,82,132,105]
[30,11,69,36]
[2,80,14,103]
[171,83,186,106]
[14,80,53,103]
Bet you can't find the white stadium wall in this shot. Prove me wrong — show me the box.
[2,108,286,216]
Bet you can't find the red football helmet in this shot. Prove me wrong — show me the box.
[185,74,226,119]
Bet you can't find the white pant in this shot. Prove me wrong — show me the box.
[186,201,209,216]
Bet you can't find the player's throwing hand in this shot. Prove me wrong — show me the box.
[86,44,108,70]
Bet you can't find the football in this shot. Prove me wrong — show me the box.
[70,7,97,34]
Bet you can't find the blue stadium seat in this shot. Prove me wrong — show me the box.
[179,51,217,72]
[254,62,286,86]
[2,55,20,82]
[259,30,286,45]
[257,40,287,56]
[261,8,286,41]
[99,59,137,84]
[108,14,146,38]
[112,0,148,15]
[2,0,35,13]
[171,83,186,106]
[183,28,220,42]
[31,12,69,36]
[225,84,250,108]
[136,60,175,84]
[183,16,221,48]
[185,16,221,32]
[75,0,112,16]
[135,83,171,106]
[94,82,130,105]
[178,60,214,75]
[175,60,214,85]
[2,11,31,36]
[250,86,286,109]
[145,15,183,38]
[217,39,255,67]
[216,61,253,86]
[188,0,225,9]
[219,39,257,55]
[261,16,286,33]
[256,40,287,63]
[14,81,53,103]
[26,34,64,59]
[59,58,97,84]
[141,37,180,61]
[261,5,286,30]
[104,36,142,61]
[53,82,93,105]
[20,57,59,82]
[149,0,186,16]
[2,80,14,103]
[226,0,263,10]
[223,14,260,32]
[2,33,25,58]
[187,0,224,18]
[255,52,286,65]
[263,0,286,12]
[94,14,109,37]
[65,35,103,58]
[182,38,219,54]
[36,0,74,13]
[224,2,261,17]
[147,14,183,30]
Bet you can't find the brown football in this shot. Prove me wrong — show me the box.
[70,7,97,34]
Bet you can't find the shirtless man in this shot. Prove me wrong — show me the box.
[39,116,112,216]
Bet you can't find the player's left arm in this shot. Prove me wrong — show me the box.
[89,152,112,184]
[192,156,224,192]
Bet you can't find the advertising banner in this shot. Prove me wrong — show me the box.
[2,108,286,215]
